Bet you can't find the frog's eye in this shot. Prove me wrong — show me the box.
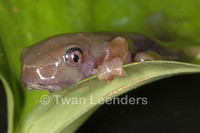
[64,47,83,67]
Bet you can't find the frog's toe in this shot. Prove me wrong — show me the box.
[97,57,126,81]
[97,61,113,81]
[111,57,126,77]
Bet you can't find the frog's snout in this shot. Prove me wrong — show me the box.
[20,70,35,90]
[21,67,50,90]
[20,60,62,90]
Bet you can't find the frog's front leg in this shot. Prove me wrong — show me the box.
[93,36,162,82]
[94,36,132,81]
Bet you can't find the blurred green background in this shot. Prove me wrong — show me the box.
[0,0,200,133]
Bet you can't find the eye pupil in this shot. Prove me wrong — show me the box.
[73,55,79,63]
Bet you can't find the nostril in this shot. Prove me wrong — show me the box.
[23,82,27,87]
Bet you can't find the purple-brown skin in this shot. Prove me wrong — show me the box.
[20,32,180,92]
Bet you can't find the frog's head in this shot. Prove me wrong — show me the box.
[20,33,106,92]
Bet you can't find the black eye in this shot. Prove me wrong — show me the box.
[73,55,79,63]
[64,47,83,67]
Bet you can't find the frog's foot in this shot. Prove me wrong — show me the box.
[133,51,162,62]
[93,36,131,81]
[97,57,126,81]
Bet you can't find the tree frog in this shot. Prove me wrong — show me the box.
[20,32,183,92]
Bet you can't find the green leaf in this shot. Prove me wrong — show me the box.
[20,61,200,133]
[0,0,200,133]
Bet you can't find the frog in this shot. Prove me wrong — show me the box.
[20,32,184,92]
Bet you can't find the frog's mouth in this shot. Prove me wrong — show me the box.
[23,81,73,92]
[24,82,54,91]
